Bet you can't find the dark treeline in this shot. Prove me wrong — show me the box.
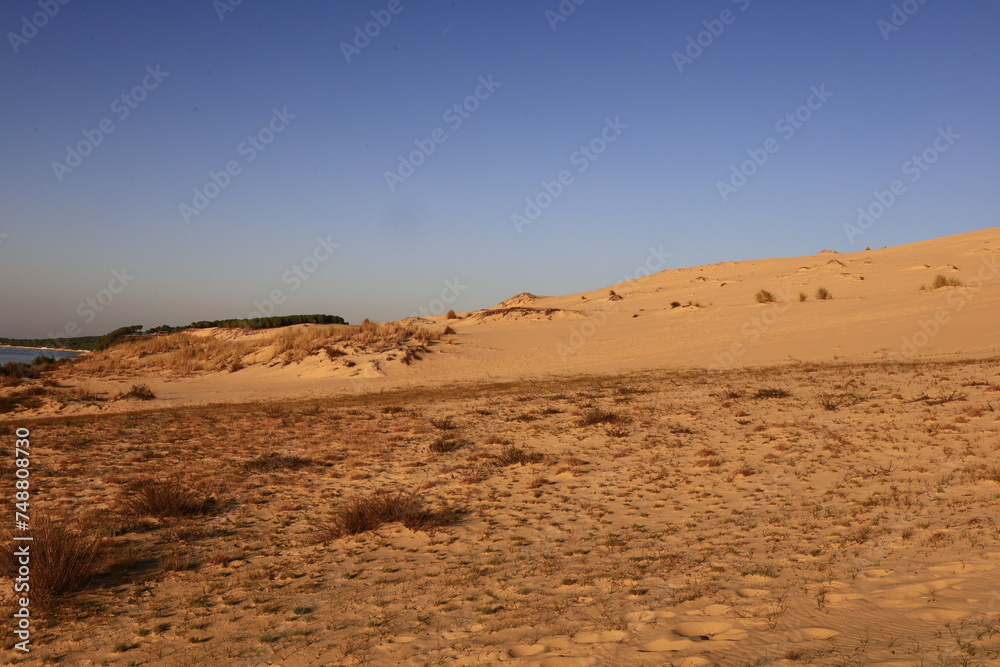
[0,325,143,352]
[144,314,347,334]
[1,315,348,352]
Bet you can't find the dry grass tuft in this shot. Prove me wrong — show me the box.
[751,387,792,400]
[242,453,312,473]
[116,383,156,401]
[0,385,47,413]
[319,490,462,539]
[119,477,217,518]
[494,445,544,466]
[932,274,963,289]
[428,436,464,454]
[0,515,107,610]
[577,408,628,426]
[755,290,777,304]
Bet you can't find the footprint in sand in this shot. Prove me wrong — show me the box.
[522,658,595,667]
[624,610,676,626]
[783,627,840,642]
[907,607,967,622]
[882,578,964,600]
[639,637,694,652]
[737,588,771,598]
[671,621,748,641]
[509,643,548,657]
[572,630,628,644]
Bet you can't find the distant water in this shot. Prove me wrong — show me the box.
[0,346,79,366]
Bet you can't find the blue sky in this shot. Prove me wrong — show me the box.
[1,0,997,339]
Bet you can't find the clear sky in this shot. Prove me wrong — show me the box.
[2,0,998,339]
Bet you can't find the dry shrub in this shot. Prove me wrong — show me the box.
[577,408,628,426]
[0,386,47,413]
[961,464,1000,483]
[242,453,312,473]
[117,383,155,400]
[428,436,463,454]
[119,477,216,518]
[429,416,457,430]
[319,490,461,539]
[160,550,199,572]
[756,290,777,304]
[751,387,792,400]
[932,274,963,289]
[0,515,107,609]
[495,445,543,466]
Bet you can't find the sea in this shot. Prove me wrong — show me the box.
[0,346,80,366]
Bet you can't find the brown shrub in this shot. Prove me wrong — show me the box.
[495,445,544,466]
[577,408,628,426]
[0,515,107,609]
[119,477,216,518]
[242,453,312,473]
[319,490,461,539]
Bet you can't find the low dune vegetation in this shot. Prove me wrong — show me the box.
[66,320,451,378]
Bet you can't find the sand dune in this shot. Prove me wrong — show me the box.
[10,227,993,416]
[2,228,999,665]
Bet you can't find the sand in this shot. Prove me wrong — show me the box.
[1,227,998,665]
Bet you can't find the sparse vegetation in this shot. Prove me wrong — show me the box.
[0,515,107,609]
[577,408,628,426]
[119,477,216,518]
[242,452,312,473]
[815,287,832,300]
[751,387,792,399]
[494,445,544,466]
[4,356,1000,663]
[755,290,777,304]
[117,382,156,400]
[932,274,963,289]
[319,490,462,539]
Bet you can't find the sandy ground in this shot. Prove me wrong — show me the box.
[1,228,999,665]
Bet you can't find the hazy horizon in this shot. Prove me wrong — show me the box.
[3,0,998,339]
